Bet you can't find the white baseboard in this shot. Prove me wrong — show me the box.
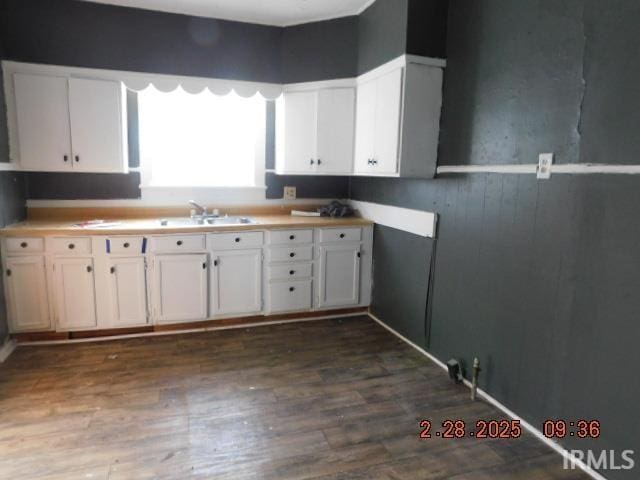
[17,311,366,346]
[367,311,609,480]
[0,339,17,362]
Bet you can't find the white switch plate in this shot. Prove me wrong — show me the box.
[284,186,296,200]
[537,153,553,179]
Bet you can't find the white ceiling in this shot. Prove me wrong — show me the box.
[79,0,375,27]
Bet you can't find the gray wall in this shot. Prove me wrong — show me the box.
[351,1,639,475]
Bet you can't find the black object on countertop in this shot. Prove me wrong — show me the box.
[319,201,354,218]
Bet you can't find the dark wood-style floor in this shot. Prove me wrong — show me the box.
[0,316,588,480]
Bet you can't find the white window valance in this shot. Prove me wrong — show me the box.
[1,60,283,99]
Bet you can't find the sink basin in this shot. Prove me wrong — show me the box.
[158,216,256,227]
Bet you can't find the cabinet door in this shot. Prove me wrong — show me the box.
[318,244,361,308]
[4,256,50,332]
[14,73,72,171]
[54,258,97,330]
[68,78,127,173]
[154,254,208,324]
[373,68,404,174]
[316,88,355,174]
[108,257,148,327]
[211,249,262,316]
[276,91,317,173]
[353,78,377,173]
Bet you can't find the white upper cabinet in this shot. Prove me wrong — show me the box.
[14,74,72,171]
[68,78,128,173]
[12,72,128,173]
[354,58,444,178]
[276,86,355,175]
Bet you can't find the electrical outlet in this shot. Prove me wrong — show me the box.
[537,153,553,179]
[284,186,296,200]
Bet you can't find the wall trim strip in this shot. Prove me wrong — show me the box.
[350,200,437,238]
[438,163,640,175]
[0,339,17,363]
[367,311,609,480]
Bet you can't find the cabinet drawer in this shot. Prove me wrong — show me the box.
[151,235,205,253]
[318,227,362,243]
[267,246,313,263]
[208,231,263,250]
[50,237,92,254]
[5,237,44,254]
[267,229,313,245]
[268,263,313,280]
[107,236,146,254]
[268,280,312,313]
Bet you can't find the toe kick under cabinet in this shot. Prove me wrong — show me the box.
[0,225,372,333]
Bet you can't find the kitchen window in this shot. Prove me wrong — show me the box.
[138,86,266,188]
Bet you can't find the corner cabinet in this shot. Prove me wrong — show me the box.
[276,84,355,175]
[275,55,444,178]
[11,72,128,173]
[354,58,444,177]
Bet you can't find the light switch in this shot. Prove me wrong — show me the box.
[537,153,553,179]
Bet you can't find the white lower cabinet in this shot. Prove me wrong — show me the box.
[54,257,98,330]
[1,226,373,333]
[153,254,208,324]
[107,257,148,327]
[318,244,361,308]
[210,249,262,316]
[4,255,51,332]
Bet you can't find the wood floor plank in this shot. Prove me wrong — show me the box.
[0,316,589,480]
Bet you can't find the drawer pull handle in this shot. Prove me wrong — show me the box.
[176,240,183,246]
[289,287,295,292]
[110,267,116,274]
[20,242,28,248]
[357,252,361,258]
[75,155,80,162]
[123,242,130,248]
[289,252,295,258]
[86,266,92,273]
[289,270,295,275]
[235,237,241,243]
[6,269,11,277]
[339,233,345,239]
[68,243,75,250]
[214,260,218,267]
[289,235,295,240]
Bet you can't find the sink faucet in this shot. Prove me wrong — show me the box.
[188,200,207,217]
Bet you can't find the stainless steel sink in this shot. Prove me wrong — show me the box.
[158,216,256,227]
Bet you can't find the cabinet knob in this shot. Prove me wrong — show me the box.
[75,155,80,162]
[202,262,207,269]
[63,155,68,162]
[123,242,130,248]
[310,159,315,165]
[110,266,116,274]
[176,240,183,246]
[289,252,295,258]
[289,286,295,292]
[86,265,92,273]
[339,233,345,239]
[20,242,28,248]
[213,259,218,267]
[289,270,295,275]
[5,269,11,277]
[317,159,322,165]
[235,237,241,243]
[68,243,75,250]
[357,252,361,258]
[289,235,295,240]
